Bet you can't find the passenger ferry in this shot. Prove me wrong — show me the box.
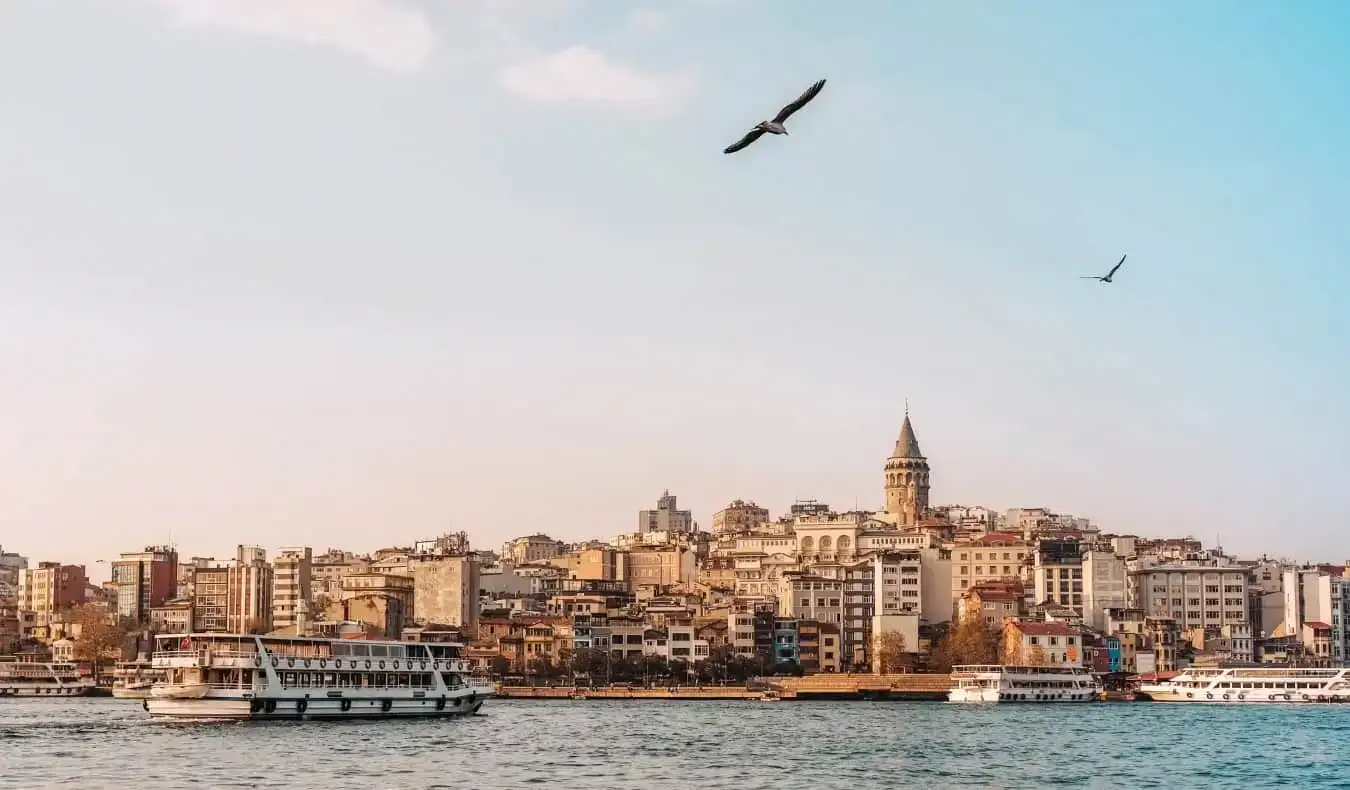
[144,633,495,720]
[111,654,165,699]
[948,664,1101,703]
[0,655,97,697]
[1138,666,1350,704]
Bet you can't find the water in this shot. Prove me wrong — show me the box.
[3,698,1348,789]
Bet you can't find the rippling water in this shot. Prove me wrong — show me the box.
[3,697,1348,789]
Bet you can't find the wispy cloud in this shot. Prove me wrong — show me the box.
[625,8,670,34]
[144,0,437,74]
[141,0,700,112]
[498,45,694,113]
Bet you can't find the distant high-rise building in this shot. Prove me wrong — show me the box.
[273,547,313,635]
[112,546,179,625]
[638,491,693,534]
[229,545,273,634]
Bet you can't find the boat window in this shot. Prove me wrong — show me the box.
[370,645,388,658]
[388,645,406,659]
[283,672,296,686]
[300,673,311,688]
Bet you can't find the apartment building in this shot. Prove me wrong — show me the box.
[1003,621,1083,667]
[112,546,178,625]
[1033,539,1084,610]
[951,532,1031,598]
[500,534,566,565]
[17,563,87,627]
[638,490,694,534]
[711,500,770,536]
[409,552,479,630]
[272,546,312,634]
[1282,566,1348,662]
[1127,564,1249,631]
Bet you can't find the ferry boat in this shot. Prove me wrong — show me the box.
[948,664,1102,703]
[0,655,97,697]
[111,654,165,699]
[145,633,495,720]
[1138,666,1350,704]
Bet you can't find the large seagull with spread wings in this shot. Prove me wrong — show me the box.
[723,79,827,155]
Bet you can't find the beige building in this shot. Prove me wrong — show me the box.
[229,546,273,633]
[149,598,193,633]
[550,546,625,581]
[272,546,312,634]
[501,534,566,565]
[326,573,414,638]
[638,490,694,534]
[883,412,930,527]
[409,553,479,631]
[17,562,87,627]
[778,573,843,625]
[951,532,1031,598]
[711,500,770,536]
[627,546,695,589]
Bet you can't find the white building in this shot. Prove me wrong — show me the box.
[1283,567,1348,662]
[1127,564,1250,631]
[1080,550,1128,632]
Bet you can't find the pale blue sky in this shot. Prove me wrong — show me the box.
[2,1,1347,576]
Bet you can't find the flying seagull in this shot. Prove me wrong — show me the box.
[1081,254,1127,283]
[723,79,827,155]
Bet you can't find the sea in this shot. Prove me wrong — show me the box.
[2,697,1347,789]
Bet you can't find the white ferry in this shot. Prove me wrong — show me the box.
[0,655,97,697]
[144,633,495,720]
[111,654,165,699]
[1138,666,1350,704]
[948,664,1102,703]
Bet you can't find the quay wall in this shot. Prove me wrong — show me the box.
[497,673,955,702]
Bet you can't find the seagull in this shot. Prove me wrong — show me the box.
[1081,254,1127,283]
[723,79,827,155]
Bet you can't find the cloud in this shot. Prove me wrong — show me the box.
[145,0,438,74]
[498,45,693,112]
[626,8,670,33]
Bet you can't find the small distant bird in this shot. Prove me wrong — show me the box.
[723,79,827,155]
[1081,254,1127,283]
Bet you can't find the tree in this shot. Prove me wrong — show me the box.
[488,656,511,678]
[927,618,1000,673]
[69,605,124,682]
[874,631,911,674]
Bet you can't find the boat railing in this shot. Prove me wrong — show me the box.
[951,665,1004,674]
[156,681,256,691]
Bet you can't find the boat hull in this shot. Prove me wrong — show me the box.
[1138,686,1350,704]
[144,695,487,720]
[948,687,1097,703]
[0,685,97,698]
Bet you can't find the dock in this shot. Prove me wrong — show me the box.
[496,673,953,702]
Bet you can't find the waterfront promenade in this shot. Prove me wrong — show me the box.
[497,673,953,701]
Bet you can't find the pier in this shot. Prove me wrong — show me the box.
[496,673,954,702]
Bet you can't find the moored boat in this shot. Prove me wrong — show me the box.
[144,633,494,720]
[0,655,97,697]
[111,655,165,700]
[1138,666,1350,703]
[948,664,1101,703]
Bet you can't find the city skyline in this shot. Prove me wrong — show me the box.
[2,1,1347,571]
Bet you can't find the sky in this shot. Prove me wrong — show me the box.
[2,0,1348,579]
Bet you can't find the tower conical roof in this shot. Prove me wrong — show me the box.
[891,414,924,459]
